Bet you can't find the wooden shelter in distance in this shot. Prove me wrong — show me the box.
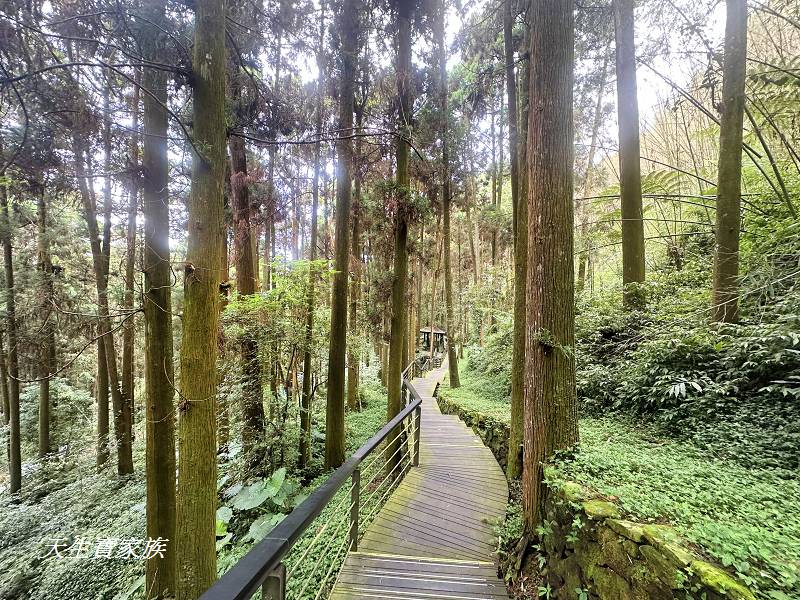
[419,326,446,354]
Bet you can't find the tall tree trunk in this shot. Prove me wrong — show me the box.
[301,1,326,468]
[577,45,610,293]
[0,333,9,426]
[347,175,361,410]
[73,131,133,475]
[96,339,110,466]
[174,0,225,594]
[436,0,459,387]
[388,0,413,473]
[141,0,177,593]
[325,0,357,469]
[230,124,265,465]
[37,186,55,457]
[522,0,578,531]
[264,27,283,293]
[614,0,646,308]
[122,72,139,434]
[712,0,747,323]
[508,2,529,480]
[1,183,21,493]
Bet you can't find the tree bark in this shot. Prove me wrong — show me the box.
[1,183,21,493]
[140,0,177,593]
[577,45,610,293]
[325,0,357,469]
[712,0,748,323]
[230,127,265,465]
[37,186,55,457]
[96,338,110,466]
[301,1,326,468]
[73,130,134,475]
[388,0,413,475]
[508,4,529,480]
[122,72,139,434]
[174,0,226,594]
[435,0,459,387]
[522,0,578,532]
[614,0,646,308]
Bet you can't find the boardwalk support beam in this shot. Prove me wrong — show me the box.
[413,405,421,466]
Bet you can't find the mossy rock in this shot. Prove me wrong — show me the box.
[690,560,756,600]
[642,524,681,549]
[640,545,684,589]
[582,499,620,520]
[595,525,632,575]
[561,481,584,502]
[590,565,635,600]
[607,518,645,542]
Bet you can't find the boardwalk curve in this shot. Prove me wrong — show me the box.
[330,363,509,599]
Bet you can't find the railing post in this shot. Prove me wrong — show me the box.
[262,562,286,600]
[413,405,421,467]
[349,468,360,551]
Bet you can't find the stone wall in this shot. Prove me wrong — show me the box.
[436,395,756,600]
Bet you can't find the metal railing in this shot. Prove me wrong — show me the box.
[200,367,424,600]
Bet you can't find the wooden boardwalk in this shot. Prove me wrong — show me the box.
[330,363,509,599]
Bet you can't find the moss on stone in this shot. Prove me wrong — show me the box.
[640,545,683,589]
[590,565,634,600]
[582,499,620,520]
[607,518,645,542]
[642,524,681,548]
[690,560,756,600]
[561,481,584,502]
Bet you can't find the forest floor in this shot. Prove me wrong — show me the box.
[439,361,800,600]
[0,370,390,600]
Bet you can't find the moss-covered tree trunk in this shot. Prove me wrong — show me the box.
[522,0,578,532]
[325,0,357,470]
[140,0,177,593]
[388,0,413,473]
[347,175,361,411]
[712,0,747,323]
[1,182,21,492]
[175,0,226,593]
[508,3,529,481]
[614,0,646,308]
[301,1,325,468]
[96,339,109,466]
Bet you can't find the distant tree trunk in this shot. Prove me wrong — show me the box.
[326,0,357,469]
[508,2,528,481]
[388,0,413,473]
[96,339,109,466]
[1,183,21,493]
[174,0,226,593]
[230,128,265,465]
[37,186,55,457]
[301,2,325,468]
[614,0,646,308]
[713,0,748,323]
[141,0,176,593]
[73,131,133,475]
[523,0,578,531]
[264,28,283,293]
[577,46,610,293]
[0,334,9,426]
[347,175,361,410]
[122,73,139,434]
[436,0,459,387]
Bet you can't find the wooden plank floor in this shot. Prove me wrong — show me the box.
[330,362,509,600]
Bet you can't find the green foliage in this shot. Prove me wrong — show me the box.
[553,417,800,598]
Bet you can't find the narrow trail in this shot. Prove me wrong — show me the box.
[330,362,509,599]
